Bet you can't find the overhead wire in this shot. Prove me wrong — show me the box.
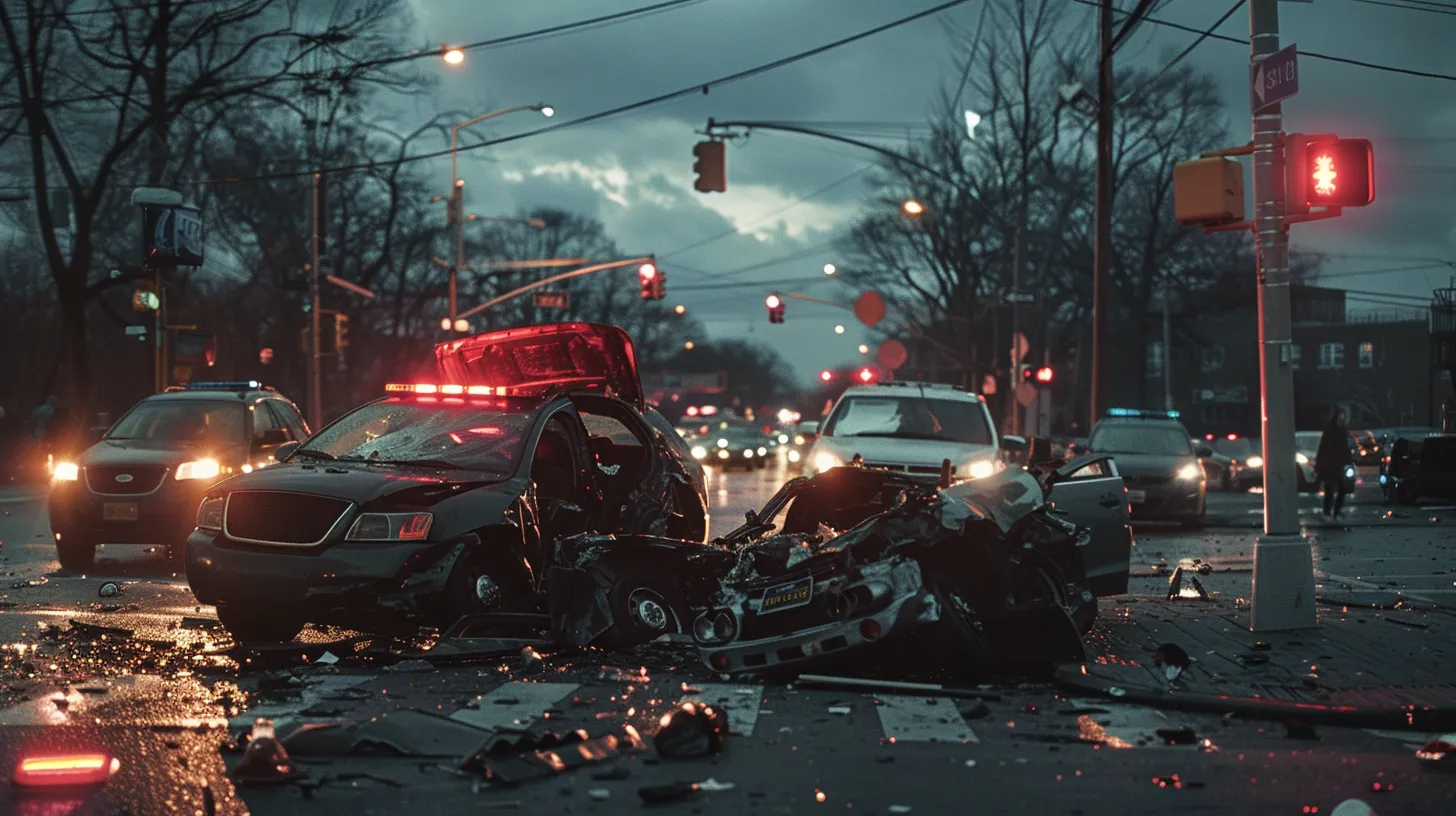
[1123,0,1245,101]
[1350,0,1456,16]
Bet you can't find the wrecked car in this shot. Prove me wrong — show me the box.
[186,323,708,643]
[549,455,1133,676]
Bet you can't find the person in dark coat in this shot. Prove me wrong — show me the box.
[1316,409,1355,518]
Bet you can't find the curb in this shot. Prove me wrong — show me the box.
[1054,664,1456,731]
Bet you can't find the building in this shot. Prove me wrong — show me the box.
[1151,286,1454,437]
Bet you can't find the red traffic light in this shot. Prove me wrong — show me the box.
[639,263,658,281]
[1034,366,1053,384]
[819,370,833,382]
[1285,134,1374,214]
[857,367,876,383]
[765,294,781,309]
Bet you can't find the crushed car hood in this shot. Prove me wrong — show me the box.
[208,461,509,505]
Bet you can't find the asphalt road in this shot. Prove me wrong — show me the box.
[0,462,1451,814]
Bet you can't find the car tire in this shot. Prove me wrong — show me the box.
[216,606,302,644]
[56,536,96,573]
[595,563,685,650]
[442,546,529,626]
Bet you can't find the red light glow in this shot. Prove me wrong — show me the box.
[14,754,119,787]
[639,263,658,280]
[1312,155,1337,196]
[1034,366,1053,384]
[398,513,432,540]
[765,294,781,309]
[1227,433,1238,441]
[467,426,503,435]
[858,368,874,383]
[686,406,699,417]
[1205,434,1214,441]
[819,370,833,382]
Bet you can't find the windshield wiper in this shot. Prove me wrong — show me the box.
[363,458,463,470]
[292,449,336,460]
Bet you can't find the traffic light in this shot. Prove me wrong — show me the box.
[334,312,349,350]
[1020,364,1032,383]
[1285,134,1374,215]
[132,280,160,312]
[639,263,665,300]
[766,293,785,324]
[692,141,726,193]
[819,370,833,383]
[1034,366,1053,385]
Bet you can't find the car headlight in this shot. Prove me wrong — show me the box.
[794,435,805,446]
[1245,455,1264,469]
[717,450,730,460]
[744,449,754,458]
[814,452,842,473]
[967,460,996,480]
[51,462,79,482]
[778,434,789,444]
[175,459,221,481]
[692,611,737,644]
[757,447,767,456]
[345,512,433,542]
[1295,452,1309,466]
[788,449,801,463]
[1177,463,1203,482]
[691,445,707,460]
[196,496,226,531]
[716,438,729,449]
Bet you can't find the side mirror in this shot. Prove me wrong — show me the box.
[1195,445,1213,458]
[800,422,819,436]
[274,440,301,462]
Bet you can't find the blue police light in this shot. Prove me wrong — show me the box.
[185,381,262,390]
[1105,408,1180,419]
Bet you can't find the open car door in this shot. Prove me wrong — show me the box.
[435,323,644,410]
[1043,454,1132,597]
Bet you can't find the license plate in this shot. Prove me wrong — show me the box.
[103,502,139,522]
[1126,489,1146,504]
[760,577,813,614]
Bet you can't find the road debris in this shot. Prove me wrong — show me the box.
[1415,733,1455,766]
[232,718,303,784]
[1153,643,1190,682]
[97,581,122,598]
[654,701,729,759]
[459,725,646,787]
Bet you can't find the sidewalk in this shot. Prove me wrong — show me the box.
[1057,591,1456,730]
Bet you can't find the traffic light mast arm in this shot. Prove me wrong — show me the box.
[457,257,656,320]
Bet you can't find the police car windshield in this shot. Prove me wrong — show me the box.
[107,400,244,444]
[295,397,532,474]
[823,396,992,445]
[1090,426,1192,456]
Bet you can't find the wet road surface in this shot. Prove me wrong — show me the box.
[0,466,1452,814]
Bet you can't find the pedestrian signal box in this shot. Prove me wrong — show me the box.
[1284,135,1374,215]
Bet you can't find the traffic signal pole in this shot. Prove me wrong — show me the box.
[309,172,323,430]
[1248,0,1315,632]
[1090,0,1114,427]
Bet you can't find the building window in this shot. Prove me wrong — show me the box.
[1359,342,1374,369]
[1200,345,1225,373]
[1291,344,1302,370]
[1146,341,1164,378]
[1319,342,1344,369]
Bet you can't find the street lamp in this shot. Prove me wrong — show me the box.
[823,263,837,275]
[448,104,555,324]
[674,304,686,315]
[858,344,870,354]
[834,324,845,335]
[684,341,695,350]
[442,45,465,65]
[901,199,925,216]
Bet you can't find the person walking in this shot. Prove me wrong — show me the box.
[1316,408,1355,519]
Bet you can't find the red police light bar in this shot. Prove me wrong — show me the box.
[385,383,506,396]
[857,368,875,383]
[685,406,699,417]
[819,370,833,382]
[765,294,781,309]
[14,754,120,787]
[1034,366,1053,384]
[1227,433,1238,441]
[639,263,658,280]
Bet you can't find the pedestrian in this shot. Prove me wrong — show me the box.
[1316,408,1354,519]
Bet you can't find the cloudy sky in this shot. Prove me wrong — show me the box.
[394,0,1456,385]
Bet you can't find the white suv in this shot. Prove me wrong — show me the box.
[806,382,1001,480]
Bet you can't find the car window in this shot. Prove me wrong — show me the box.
[108,400,245,445]
[647,409,695,458]
[1212,438,1257,458]
[270,400,309,440]
[581,412,643,447]
[295,397,535,474]
[823,396,992,445]
[1089,426,1191,456]
[252,400,284,439]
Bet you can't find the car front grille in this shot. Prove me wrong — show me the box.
[863,462,951,475]
[223,491,352,547]
[85,465,168,495]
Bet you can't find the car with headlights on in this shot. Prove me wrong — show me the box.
[47,382,307,571]
[1086,409,1206,527]
[184,323,708,643]
[688,419,774,470]
[806,382,1000,481]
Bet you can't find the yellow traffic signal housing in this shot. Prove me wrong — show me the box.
[1174,157,1244,226]
[692,141,726,193]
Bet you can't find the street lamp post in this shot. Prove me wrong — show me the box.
[448,104,554,322]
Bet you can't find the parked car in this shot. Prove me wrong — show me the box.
[806,381,1000,481]
[48,382,308,571]
[185,323,709,643]
[1086,409,1205,527]
[1380,427,1452,504]
[548,454,1133,677]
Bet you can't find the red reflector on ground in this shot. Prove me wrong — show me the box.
[859,619,882,642]
[14,754,119,787]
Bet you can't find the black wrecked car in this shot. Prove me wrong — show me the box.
[186,323,709,643]
[548,454,1132,675]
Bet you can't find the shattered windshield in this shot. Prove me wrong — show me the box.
[293,397,536,473]
[1090,426,1191,457]
[822,397,992,445]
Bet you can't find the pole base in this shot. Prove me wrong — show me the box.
[1249,532,1319,632]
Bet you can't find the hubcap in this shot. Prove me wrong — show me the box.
[628,589,670,632]
[474,575,502,609]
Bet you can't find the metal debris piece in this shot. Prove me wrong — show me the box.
[795,674,1000,701]
[521,647,543,673]
[232,719,303,784]
[313,651,340,666]
[385,659,434,673]
[588,789,610,801]
[654,701,729,759]
[1153,643,1191,682]
[461,726,646,787]
[828,705,851,715]
[1415,733,1455,766]
[98,581,122,598]
[283,710,493,758]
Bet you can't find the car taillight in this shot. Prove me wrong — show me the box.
[14,754,120,787]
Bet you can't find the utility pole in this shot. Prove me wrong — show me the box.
[1091,0,1114,426]
[154,267,165,392]
[1008,227,1022,436]
[1248,0,1315,631]
[309,172,323,430]
[1162,287,1173,412]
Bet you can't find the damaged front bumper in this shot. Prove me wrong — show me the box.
[695,557,935,674]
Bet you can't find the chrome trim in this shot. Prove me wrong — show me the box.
[222,491,355,548]
[84,466,170,497]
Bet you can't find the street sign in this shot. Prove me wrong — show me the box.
[325,274,376,299]
[124,325,146,336]
[141,204,204,267]
[533,290,569,309]
[1250,43,1298,113]
[1005,292,1035,304]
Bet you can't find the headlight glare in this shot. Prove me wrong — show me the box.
[346,512,433,542]
[52,462,79,482]
[690,445,707,460]
[1245,455,1264,469]
[1296,452,1310,465]
[814,452,841,473]
[1177,463,1203,482]
[967,460,995,480]
[175,458,221,481]
[196,496,226,531]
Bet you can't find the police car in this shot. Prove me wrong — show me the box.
[47,382,308,570]
[1085,409,1207,527]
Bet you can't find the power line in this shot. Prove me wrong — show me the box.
[195,0,977,185]
[1066,0,1456,82]
[0,0,245,22]
[948,0,989,114]
[1350,0,1456,16]
[1126,0,1244,99]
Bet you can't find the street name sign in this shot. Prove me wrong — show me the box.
[1251,43,1298,113]
[533,290,569,309]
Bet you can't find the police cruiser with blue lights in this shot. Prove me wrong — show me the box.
[1085,408,1207,527]
[47,381,309,571]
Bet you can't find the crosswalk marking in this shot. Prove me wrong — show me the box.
[874,695,978,743]
[450,682,579,731]
[680,683,764,737]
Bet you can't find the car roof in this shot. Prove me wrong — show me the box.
[1094,416,1185,429]
[145,390,276,402]
[837,382,983,402]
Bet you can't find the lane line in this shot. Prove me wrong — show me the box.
[680,683,763,737]
[873,694,978,743]
[450,681,579,731]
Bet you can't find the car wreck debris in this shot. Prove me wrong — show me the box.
[654,701,729,758]
[458,725,646,786]
[232,718,302,784]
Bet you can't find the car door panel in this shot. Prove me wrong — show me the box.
[1044,459,1132,597]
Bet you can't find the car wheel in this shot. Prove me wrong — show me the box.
[442,548,528,626]
[216,606,302,644]
[56,535,96,573]
[596,565,684,650]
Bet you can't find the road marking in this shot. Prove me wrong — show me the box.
[1318,571,1439,605]
[450,682,579,731]
[873,694,978,743]
[680,683,763,737]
